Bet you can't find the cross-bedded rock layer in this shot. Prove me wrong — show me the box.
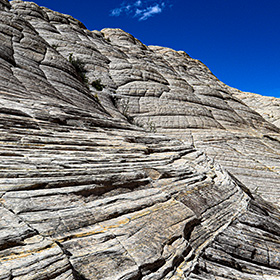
[0,1,280,279]
[233,90,280,129]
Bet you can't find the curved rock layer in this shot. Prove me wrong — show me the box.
[233,90,280,129]
[0,1,279,279]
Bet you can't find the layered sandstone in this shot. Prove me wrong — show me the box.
[0,1,279,279]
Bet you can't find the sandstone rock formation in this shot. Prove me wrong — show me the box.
[233,90,280,129]
[0,1,280,279]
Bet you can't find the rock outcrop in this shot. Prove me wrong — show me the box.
[233,90,280,129]
[0,1,280,279]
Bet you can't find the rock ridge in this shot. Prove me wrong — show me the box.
[0,1,279,279]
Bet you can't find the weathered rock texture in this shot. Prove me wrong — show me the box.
[233,90,280,129]
[0,1,280,279]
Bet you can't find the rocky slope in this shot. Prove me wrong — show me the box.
[233,90,280,129]
[0,1,280,279]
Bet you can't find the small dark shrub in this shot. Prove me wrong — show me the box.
[91,79,104,91]
[51,44,58,50]
[68,53,88,85]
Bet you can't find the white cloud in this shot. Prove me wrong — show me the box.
[111,7,123,16]
[135,9,142,15]
[138,4,162,20]
[110,3,133,17]
[110,0,168,21]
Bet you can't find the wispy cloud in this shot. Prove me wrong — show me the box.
[137,3,163,20]
[110,0,170,21]
[135,0,142,7]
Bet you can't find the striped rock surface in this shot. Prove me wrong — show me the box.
[0,1,279,279]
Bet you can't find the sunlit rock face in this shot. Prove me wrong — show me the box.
[0,1,279,279]
[232,90,280,129]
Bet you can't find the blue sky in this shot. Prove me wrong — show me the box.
[28,0,280,98]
